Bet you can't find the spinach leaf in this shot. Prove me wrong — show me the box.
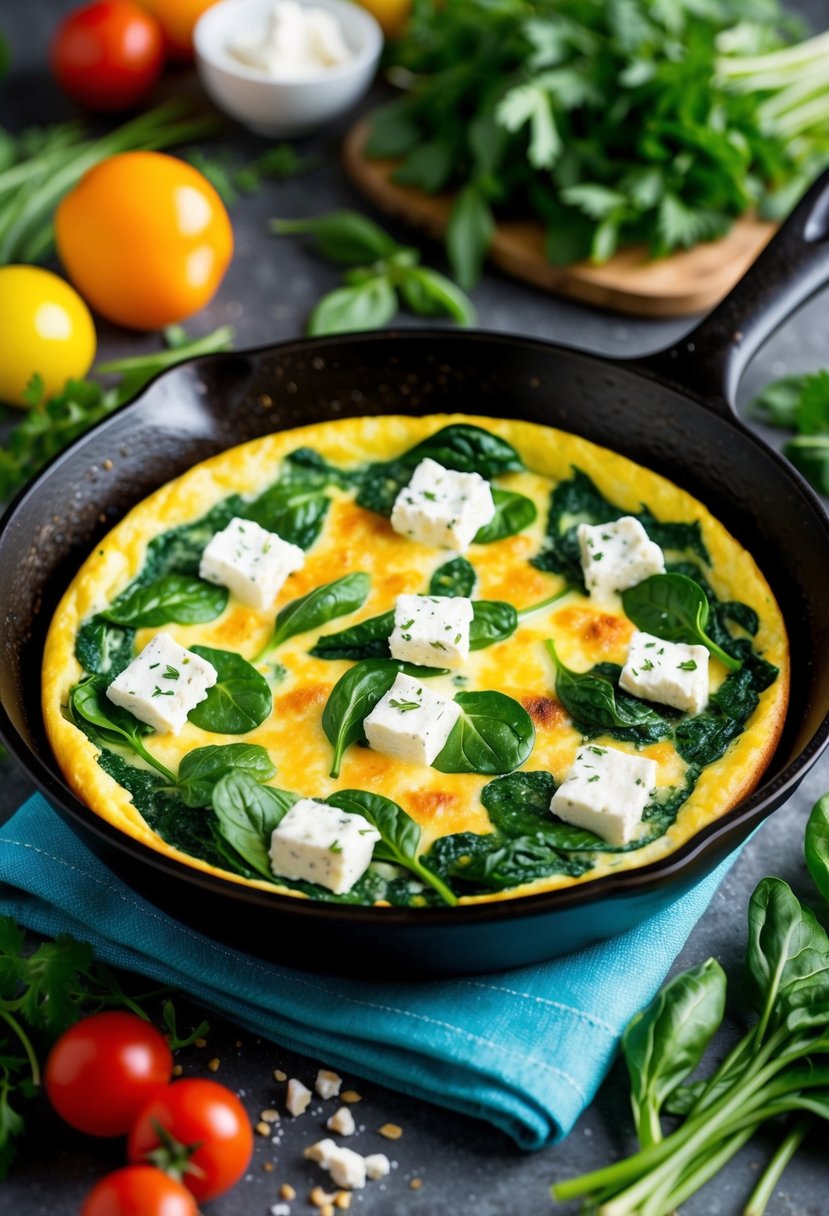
[634,509,709,564]
[326,788,457,905]
[355,459,412,516]
[805,794,829,907]
[263,572,370,656]
[187,646,272,734]
[284,446,358,491]
[312,599,516,661]
[311,610,395,661]
[621,574,741,672]
[546,640,670,744]
[140,496,245,583]
[622,958,727,1149]
[674,668,760,767]
[243,482,330,550]
[101,574,228,628]
[474,489,537,544]
[175,744,276,808]
[746,877,829,1042]
[322,658,433,778]
[481,770,600,849]
[424,831,586,892]
[433,690,535,775]
[211,771,297,880]
[400,424,523,478]
[429,556,477,597]
[75,618,135,677]
[69,677,175,782]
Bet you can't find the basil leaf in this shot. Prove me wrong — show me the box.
[211,771,297,879]
[308,277,398,337]
[622,574,742,672]
[746,877,829,1040]
[447,183,495,289]
[474,489,537,544]
[75,618,135,677]
[271,211,399,264]
[187,646,272,734]
[326,788,457,906]
[400,423,523,478]
[433,690,535,775]
[176,744,276,808]
[269,573,370,651]
[311,610,395,661]
[101,574,228,628]
[243,483,330,550]
[469,600,517,649]
[429,557,477,598]
[622,959,727,1150]
[321,658,445,778]
[546,640,669,743]
[805,793,829,906]
[398,266,476,326]
[69,677,175,782]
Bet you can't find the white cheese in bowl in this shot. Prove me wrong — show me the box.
[228,0,353,77]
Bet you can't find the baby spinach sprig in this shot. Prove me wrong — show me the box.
[621,573,742,672]
[270,210,475,336]
[255,572,371,660]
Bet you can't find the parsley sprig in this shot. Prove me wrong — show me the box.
[370,0,829,284]
[750,369,829,494]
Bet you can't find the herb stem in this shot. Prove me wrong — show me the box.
[743,1117,813,1216]
[95,326,235,376]
[515,588,571,620]
[0,1006,41,1088]
[131,741,177,785]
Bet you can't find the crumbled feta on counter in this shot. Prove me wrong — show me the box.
[106,632,217,734]
[620,630,709,714]
[327,1105,356,1136]
[285,1077,312,1116]
[390,458,495,552]
[315,1068,342,1099]
[389,593,473,669]
[269,798,380,895]
[363,672,460,767]
[577,516,664,600]
[550,744,657,846]
[364,1153,391,1180]
[305,1139,367,1189]
[199,516,304,611]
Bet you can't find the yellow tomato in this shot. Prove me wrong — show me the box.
[138,0,220,58]
[0,266,96,408]
[55,151,234,332]
[354,0,411,37]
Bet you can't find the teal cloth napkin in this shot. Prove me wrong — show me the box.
[0,794,735,1149]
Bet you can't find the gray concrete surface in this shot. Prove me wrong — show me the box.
[1,0,827,1211]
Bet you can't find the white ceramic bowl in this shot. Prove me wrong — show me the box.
[194,0,383,138]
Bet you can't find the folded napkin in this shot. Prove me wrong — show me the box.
[0,794,736,1149]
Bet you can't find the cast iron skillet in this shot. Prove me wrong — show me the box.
[2,176,829,977]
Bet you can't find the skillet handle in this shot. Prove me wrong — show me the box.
[633,168,829,414]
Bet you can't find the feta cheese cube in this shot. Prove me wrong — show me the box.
[315,1068,342,1099]
[285,1078,312,1116]
[620,630,709,714]
[577,516,665,600]
[326,1106,356,1136]
[390,457,496,552]
[389,593,473,669]
[364,1153,391,1180]
[269,799,380,895]
[550,744,657,846]
[199,516,304,611]
[363,673,460,767]
[106,632,217,735]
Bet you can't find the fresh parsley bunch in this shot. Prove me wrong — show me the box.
[369,0,829,283]
[751,369,829,494]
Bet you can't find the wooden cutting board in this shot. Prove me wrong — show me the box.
[343,119,777,318]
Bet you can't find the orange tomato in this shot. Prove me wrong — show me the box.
[354,0,411,38]
[137,0,220,58]
[55,151,233,331]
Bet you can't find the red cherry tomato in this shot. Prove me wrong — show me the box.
[45,1011,173,1137]
[82,1166,198,1216]
[51,0,164,111]
[128,1078,254,1203]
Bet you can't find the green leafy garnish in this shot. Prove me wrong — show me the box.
[186,646,272,735]
[751,369,829,494]
[101,574,228,629]
[261,572,371,656]
[174,744,276,808]
[432,690,535,775]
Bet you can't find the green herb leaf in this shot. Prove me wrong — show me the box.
[621,574,742,671]
[429,557,477,598]
[469,600,518,649]
[785,435,829,494]
[268,572,371,651]
[211,771,297,879]
[446,184,494,290]
[307,276,398,337]
[310,610,396,661]
[805,793,829,906]
[101,575,227,629]
[187,646,272,734]
[400,423,523,478]
[474,488,537,543]
[243,483,330,551]
[271,211,400,264]
[398,266,476,326]
[175,744,276,808]
[433,690,535,775]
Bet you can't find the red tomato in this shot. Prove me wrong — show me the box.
[51,0,164,111]
[128,1078,253,1203]
[45,1011,173,1137]
[82,1166,198,1216]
